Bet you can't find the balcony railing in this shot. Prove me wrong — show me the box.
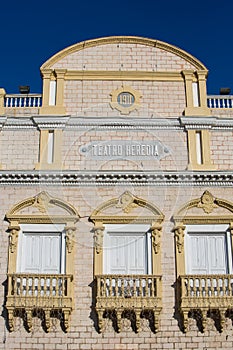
[95,274,162,332]
[4,94,42,108]
[207,95,233,108]
[6,273,73,332]
[179,274,233,332]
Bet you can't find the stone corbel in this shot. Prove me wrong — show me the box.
[93,224,104,254]
[65,227,76,254]
[151,224,162,254]
[174,225,185,254]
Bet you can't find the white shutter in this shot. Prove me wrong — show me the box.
[18,224,65,274]
[208,235,227,274]
[127,235,146,274]
[188,235,208,274]
[104,231,151,275]
[42,235,61,274]
[186,225,230,275]
[21,234,42,273]
[108,235,128,274]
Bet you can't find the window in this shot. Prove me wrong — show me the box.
[90,191,164,333]
[185,224,232,275]
[174,191,233,332]
[5,191,79,333]
[17,224,66,274]
[103,224,151,275]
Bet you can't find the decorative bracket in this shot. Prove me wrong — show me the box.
[65,227,76,253]
[174,225,185,253]
[151,224,162,254]
[93,224,104,254]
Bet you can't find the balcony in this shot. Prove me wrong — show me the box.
[6,273,73,332]
[95,274,162,332]
[4,94,42,108]
[207,95,233,108]
[179,274,233,332]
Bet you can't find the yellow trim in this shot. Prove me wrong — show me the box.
[173,191,233,332]
[64,70,184,81]
[35,129,63,170]
[41,36,207,71]
[187,130,216,170]
[110,86,142,115]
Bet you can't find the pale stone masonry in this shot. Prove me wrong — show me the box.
[0,36,233,349]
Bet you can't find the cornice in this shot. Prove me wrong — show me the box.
[32,116,70,129]
[2,116,233,130]
[41,36,207,71]
[0,170,233,186]
[64,70,184,81]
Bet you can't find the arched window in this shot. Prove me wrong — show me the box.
[90,191,164,333]
[5,191,79,332]
[173,191,233,332]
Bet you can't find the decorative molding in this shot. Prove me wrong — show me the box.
[93,224,104,254]
[174,225,185,253]
[197,190,218,213]
[3,116,233,131]
[32,116,70,129]
[91,191,164,222]
[65,227,76,253]
[115,191,138,213]
[110,86,141,115]
[1,170,233,186]
[41,36,207,71]
[151,224,162,254]
[65,70,184,81]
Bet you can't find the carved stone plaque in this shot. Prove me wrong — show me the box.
[79,140,170,160]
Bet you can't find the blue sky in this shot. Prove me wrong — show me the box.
[1,0,233,94]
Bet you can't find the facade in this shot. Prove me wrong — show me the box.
[0,36,233,349]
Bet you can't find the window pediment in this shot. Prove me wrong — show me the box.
[90,191,164,224]
[6,191,80,224]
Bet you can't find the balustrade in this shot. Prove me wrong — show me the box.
[6,273,73,332]
[4,94,42,108]
[95,274,162,332]
[207,95,233,108]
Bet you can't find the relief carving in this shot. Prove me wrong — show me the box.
[9,228,19,253]
[65,228,76,253]
[151,225,162,254]
[33,191,52,213]
[174,225,185,253]
[116,191,138,213]
[197,190,218,214]
[93,225,104,254]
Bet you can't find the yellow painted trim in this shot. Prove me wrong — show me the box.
[41,36,207,71]
[0,88,6,115]
[187,130,216,170]
[64,70,184,81]
[35,129,64,170]
[110,85,141,115]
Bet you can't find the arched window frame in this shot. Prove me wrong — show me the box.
[173,190,233,333]
[90,191,164,333]
[5,191,79,333]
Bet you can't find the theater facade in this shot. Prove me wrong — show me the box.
[1,36,233,349]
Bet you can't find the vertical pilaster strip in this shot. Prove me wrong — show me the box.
[55,69,67,108]
[41,69,53,108]
[182,70,194,110]
[196,70,208,109]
